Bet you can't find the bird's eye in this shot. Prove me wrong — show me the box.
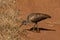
[22,21,27,25]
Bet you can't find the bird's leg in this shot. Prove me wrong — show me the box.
[34,22,38,27]
[34,23,37,27]
[36,23,40,33]
[33,23,40,33]
[36,23,38,27]
[32,23,36,32]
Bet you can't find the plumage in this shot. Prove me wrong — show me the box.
[27,13,51,24]
[20,13,51,28]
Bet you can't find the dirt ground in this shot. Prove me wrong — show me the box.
[16,0,60,40]
[0,0,60,40]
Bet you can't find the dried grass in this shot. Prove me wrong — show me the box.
[0,0,29,40]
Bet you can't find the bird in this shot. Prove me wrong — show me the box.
[19,13,51,28]
[24,27,56,33]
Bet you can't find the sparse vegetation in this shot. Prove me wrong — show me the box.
[0,0,28,40]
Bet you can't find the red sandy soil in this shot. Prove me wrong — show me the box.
[16,0,60,40]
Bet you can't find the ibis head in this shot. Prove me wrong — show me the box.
[19,20,29,27]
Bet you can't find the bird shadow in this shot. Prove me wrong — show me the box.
[24,27,56,33]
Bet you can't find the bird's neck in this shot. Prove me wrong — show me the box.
[26,20,30,24]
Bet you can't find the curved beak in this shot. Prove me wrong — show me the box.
[19,23,23,27]
[19,21,28,27]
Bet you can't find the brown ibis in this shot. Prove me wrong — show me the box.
[20,13,51,27]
